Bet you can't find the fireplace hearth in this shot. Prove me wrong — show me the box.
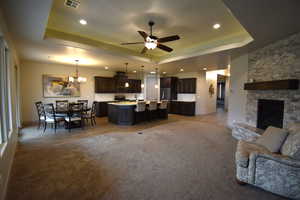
[257,99,284,130]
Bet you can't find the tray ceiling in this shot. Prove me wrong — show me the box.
[45,0,252,63]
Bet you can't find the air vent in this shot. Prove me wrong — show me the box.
[64,0,80,8]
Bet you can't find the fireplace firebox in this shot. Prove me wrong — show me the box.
[257,99,284,130]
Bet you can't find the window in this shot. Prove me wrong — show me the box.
[0,38,11,144]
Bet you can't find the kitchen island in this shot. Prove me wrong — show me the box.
[107,101,167,125]
[108,102,136,125]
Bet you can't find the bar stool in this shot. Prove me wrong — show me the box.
[158,100,168,119]
[134,101,146,124]
[147,101,158,121]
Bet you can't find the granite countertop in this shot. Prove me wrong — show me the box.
[108,101,163,106]
[108,101,137,106]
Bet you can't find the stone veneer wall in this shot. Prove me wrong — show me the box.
[246,32,300,128]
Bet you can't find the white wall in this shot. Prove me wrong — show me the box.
[227,53,248,127]
[20,60,143,123]
[0,10,20,200]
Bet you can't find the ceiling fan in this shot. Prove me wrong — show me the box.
[121,21,180,54]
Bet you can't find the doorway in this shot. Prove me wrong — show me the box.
[216,74,228,111]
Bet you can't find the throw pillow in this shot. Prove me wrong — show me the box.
[255,126,288,153]
[281,129,300,160]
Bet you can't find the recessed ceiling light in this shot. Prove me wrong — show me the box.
[104,66,109,70]
[180,68,184,72]
[163,72,166,74]
[133,70,137,73]
[213,23,221,29]
[79,19,87,25]
[203,68,207,70]
[150,71,156,74]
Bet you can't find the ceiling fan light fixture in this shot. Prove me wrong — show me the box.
[79,19,87,25]
[145,36,157,50]
[213,23,221,29]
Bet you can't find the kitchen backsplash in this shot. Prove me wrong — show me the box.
[177,94,196,101]
[94,93,144,101]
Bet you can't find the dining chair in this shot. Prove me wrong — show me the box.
[56,100,69,110]
[35,101,45,129]
[158,100,168,119]
[77,100,88,109]
[83,101,97,126]
[43,103,64,133]
[134,101,146,123]
[65,103,84,132]
[147,101,158,120]
[55,100,69,117]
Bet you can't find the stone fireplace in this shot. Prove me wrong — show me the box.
[245,32,300,128]
[257,99,284,129]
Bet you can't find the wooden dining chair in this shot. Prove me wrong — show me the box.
[77,100,88,109]
[65,103,84,132]
[83,101,97,126]
[56,100,69,110]
[43,103,64,133]
[35,101,44,129]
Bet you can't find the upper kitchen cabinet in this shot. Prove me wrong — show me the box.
[160,77,178,100]
[177,78,196,93]
[95,77,116,93]
[127,79,142,93]
[95,76,141,93]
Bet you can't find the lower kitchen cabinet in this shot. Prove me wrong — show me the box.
[170,101,195,116]
[95,101,113,117]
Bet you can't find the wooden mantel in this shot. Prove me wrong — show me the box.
[244,79,299,90]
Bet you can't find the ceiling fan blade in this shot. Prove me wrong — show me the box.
[157,44,173,52]
[121,42,144,45]
[141,47,147,54]
[138,31,148,41]
[157,35,180,43]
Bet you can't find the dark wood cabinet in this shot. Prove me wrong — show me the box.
[95,101,113,117]
[160,77,178,100]
[95,77,142,93]
[177,78,196,93]
[170,101,195,116]
[95,77,116,93]
[128,79,142,93]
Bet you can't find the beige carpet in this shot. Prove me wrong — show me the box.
[6,120,286,200]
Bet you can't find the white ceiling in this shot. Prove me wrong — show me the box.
[46,0,251,61]
[1,0,300,75]
[0,0,243,74]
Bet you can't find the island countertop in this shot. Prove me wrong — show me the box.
[108,101,162,106]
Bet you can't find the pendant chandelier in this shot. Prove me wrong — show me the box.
[124,62,129,88]
[68,59,87,83]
